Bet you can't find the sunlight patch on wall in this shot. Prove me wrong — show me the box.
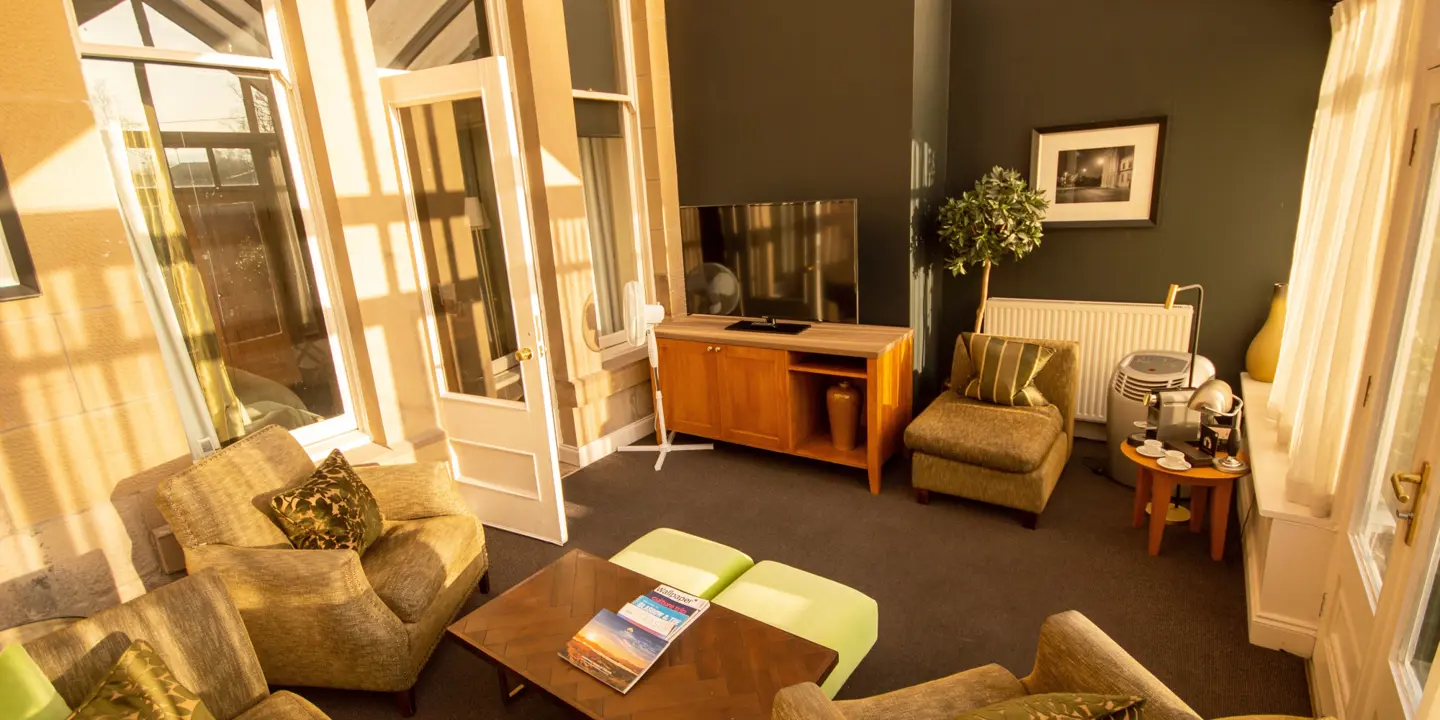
[346,225,392,300]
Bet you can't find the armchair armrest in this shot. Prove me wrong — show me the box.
[773,683,847,720]
[354,461,471,520]
[185,545,410,690]
[1021,611,1200,720]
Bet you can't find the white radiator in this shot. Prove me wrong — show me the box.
[982,298,1192,422]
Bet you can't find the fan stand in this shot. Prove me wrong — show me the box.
[617,330,713,470]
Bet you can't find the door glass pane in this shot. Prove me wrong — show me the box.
[1358,118,1440,594]
[399,98,524,402]
[83,59,346,445]
[71,0,270,58]
[563,0,624,94]
[575,99,639,337]
[367,0,492,72]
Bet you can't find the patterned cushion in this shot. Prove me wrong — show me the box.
[959,333,1055,407]
[270,450,383,554]
[69,640,215,720]
[957,692,1144,719]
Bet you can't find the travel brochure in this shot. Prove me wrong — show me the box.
[559,584,709,694]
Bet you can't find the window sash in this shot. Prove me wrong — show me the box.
[571,0,653,351]
[73,0,362,456]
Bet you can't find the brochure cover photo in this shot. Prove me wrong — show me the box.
[560,609,667,693]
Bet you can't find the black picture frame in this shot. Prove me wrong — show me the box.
[1030,116,1167,229]
[0,155,41,302]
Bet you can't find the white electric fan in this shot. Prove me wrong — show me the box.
[616,281,713,470]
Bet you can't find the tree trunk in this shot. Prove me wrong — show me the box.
[974,260,992,332]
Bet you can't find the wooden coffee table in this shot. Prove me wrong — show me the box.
[447,549,839,719]
[1123,442,1245,561]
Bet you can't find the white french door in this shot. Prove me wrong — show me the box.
[1314,64,1440,720]
[382,58,567,545]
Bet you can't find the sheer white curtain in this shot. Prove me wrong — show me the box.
[1268,0,1420,516]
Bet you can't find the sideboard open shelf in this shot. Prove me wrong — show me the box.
[653,316,913,493]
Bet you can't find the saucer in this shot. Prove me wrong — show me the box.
[1136,445,1166,458]
[1157,457,1192,472]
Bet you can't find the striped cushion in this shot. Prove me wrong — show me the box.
[960,333,1055,407]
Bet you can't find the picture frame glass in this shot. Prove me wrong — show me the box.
[1032,121,1162,225]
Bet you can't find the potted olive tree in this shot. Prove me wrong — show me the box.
[938,166,1049,330]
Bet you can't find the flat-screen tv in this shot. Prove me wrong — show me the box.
[680,199,858,323]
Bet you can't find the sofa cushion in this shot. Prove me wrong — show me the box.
[270,451,384,554]
[362,515,482,623]
[234,691,331,720]
[959,334,1055,407]
[956,692,1144,719]
[905,392,1062,473]
[68,640,215,720]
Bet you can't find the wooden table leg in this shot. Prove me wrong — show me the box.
[1210,481,1234,561]
[1132,467,1152,529]
[1148,475,1174,556]
[497,665,526,704]
[1189,486,1208,533]
[867,465,882,495]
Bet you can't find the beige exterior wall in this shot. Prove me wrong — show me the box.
[0,0,191,627]
[280,0,446,457]
[505,0,684,451]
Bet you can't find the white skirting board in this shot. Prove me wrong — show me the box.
[558,414,657,468]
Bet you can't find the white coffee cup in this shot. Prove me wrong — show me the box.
[1164,449,1185,464]
[1143,438,1163,450]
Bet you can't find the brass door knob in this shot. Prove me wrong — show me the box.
[516,347,533,361]
[1392,461,1432,546]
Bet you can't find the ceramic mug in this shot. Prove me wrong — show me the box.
[1143,439,1163,450]
[1164,450,1185,464]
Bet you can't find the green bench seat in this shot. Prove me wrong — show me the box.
[713,561,879,698]
[609,528,754,600]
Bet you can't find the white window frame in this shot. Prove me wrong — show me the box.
[67,0,363,457]
[570,0,655,352]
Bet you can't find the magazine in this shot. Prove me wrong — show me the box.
[559,584,709,693]
[617,585,708,640]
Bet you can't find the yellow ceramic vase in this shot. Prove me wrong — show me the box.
[1246,283,1286,383]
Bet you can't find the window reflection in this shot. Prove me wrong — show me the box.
[83,59,343,443]
[366,0,492,71]
[71,0,270,58]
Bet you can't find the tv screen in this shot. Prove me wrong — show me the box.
[680,199,858,323]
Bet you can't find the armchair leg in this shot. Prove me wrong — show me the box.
[395,687,416,718]
[1021,512,1040,530]
[478,570,491,595]
[915,488,931,505]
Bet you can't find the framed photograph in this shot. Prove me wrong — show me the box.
[1031,117,1166,228]
[0,155,40,302]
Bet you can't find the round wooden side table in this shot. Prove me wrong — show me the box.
[1122,442,1243,561]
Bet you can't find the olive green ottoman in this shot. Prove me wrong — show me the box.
[713,561,878,698]
[610,528,755,600]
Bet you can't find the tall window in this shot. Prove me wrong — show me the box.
[72,0,355,454]
[563,0,647,345]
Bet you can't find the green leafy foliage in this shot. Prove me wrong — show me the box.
[938,167,1049,276]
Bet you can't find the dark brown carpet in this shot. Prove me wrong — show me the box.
[304,439,1313,719]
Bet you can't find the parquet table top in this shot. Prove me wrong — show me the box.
[448,549,838,719]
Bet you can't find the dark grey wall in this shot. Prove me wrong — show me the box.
[665,0,916,327]
[944,0,1330,385]
[910,0,952,399]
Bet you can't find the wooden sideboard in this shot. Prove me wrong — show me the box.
[653,316,913,494]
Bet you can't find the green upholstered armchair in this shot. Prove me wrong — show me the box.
[155,426,489,715]
[904,334,1080,527]
[24,569,330,720]
[772,611,1326,720]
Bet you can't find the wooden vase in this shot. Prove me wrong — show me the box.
[1246,283,1286,383]
[826,381,861,451]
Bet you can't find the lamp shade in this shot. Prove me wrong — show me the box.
[1188,377,1234,413]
